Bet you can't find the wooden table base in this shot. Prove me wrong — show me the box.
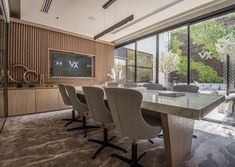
[161,113,195,167]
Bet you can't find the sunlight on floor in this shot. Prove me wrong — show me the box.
[195,120,235,139]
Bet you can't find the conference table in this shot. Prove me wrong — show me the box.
[75,86,225,167]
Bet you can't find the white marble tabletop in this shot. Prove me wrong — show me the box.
[75,86,225,120]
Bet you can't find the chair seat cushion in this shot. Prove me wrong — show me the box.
[141,109,162,126]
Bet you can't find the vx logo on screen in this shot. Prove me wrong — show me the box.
[69,61,79,69]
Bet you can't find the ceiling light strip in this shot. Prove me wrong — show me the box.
[94,15,134,40]
[103,0,117,9]
[112,0,184,34]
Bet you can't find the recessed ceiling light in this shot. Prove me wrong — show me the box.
[88,16,96,21]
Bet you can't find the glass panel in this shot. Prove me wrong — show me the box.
[190,12,235,125]
[115,43,135,82]
[137,68,153,82]
[136,36,156,82]
[114,58,126,83]
[159,26,188,88]
[190,13,235,94]
[0,19,6,130]
[127,66,135,82]
[127,49,135,66]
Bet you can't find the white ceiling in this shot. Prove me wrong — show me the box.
[20,0,231,43]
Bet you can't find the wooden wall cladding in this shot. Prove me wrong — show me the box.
[7,19,114,85]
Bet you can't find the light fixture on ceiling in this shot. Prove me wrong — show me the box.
[94,15,134,40]
[103,0,117,9]
[95,0,134,40]
[41,0,53,13]
[0,0,10,23]
[112,0,184,34]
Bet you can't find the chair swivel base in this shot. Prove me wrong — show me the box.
[88,128,127,159]
[61,110,82,127]
[61,118,82,127]
[192,134,197,138]
[67,116,100,137]
[111,143,145,167]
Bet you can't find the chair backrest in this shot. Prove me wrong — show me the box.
[58,84,71,105]
[173,85,199,93]
[104,87,161,139]
[143,83,163,90]
[82,86,113,123]
[123,83,137,88]
[65,85,88,113]
[107,82,118,87]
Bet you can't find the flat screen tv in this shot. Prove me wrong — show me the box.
[49,50,94,77]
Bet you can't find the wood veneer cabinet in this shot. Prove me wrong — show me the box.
[8,87,71,116]
[35,89,59,113]
[8,89,36,116]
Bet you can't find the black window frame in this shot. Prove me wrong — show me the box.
[114,5,235,84]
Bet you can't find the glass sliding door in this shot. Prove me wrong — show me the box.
[114,9,235,126]
[136,36,156,83]
[114,58,126,83]
[158,26,188,88]
[0,19,7,131]
[115,47,127,83]
[190,12,235,123]
[190,14,233,94]
[115,43,136,82]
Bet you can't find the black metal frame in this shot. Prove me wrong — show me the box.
[0,22,9,133]
[115,5,235,49]
[118,37,157,83]
[3,23,9,117]
[187,23,190,85]
[111,142,145,167]
[67,115,100,137]
[61,109,82,127]
[88,127,127,159]
[114,7,235,85]
[94,15,134,40]
[226,55,230,96]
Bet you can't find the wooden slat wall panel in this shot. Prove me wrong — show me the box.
[8,20,114,85]
[95,43,114,82]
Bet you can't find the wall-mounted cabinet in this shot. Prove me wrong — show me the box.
[8,88,71,116]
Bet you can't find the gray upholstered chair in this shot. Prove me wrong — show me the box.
[107,82,118,87]
[58,84,82,127]
[105,87,161,167]
[143,83,163,90]
[123,83,138,88]
[66,85,99,137]
[82,86,126,159]
[173,84,199,93]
